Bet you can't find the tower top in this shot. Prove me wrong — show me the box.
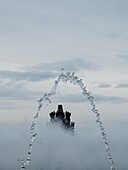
[57,105,63,113]
[49,105,75,131]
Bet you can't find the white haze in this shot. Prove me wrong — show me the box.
[0,118,128,170]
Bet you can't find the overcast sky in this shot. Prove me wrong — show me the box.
[0,0,128,114]
[0,1,128,170]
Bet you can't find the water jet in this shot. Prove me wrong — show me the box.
[20,71,116,170]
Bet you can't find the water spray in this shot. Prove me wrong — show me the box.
[20,71,116,170]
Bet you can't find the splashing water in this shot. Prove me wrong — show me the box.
[20,71,116,170]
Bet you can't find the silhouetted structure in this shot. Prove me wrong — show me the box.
[49,105,75,131]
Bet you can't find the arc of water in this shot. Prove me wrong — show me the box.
[20,71,116,170]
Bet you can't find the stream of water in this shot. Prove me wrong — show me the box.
[20,71,116,170]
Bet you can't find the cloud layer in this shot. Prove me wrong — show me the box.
[0,70,57,82]
[30,58,99,72]
[115,83,128,88]
[54,93,128,104]
[0,59,98,83]
[96,82,128,89]
[117,54,128,61]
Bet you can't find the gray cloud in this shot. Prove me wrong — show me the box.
[0,82,40,101]
[0,59,98,83]
[0,70,57,82]
[1,77,127,105]
[116,54,128,61]
[53,93,128,104]
[115,83,128,88]
[29,58,99,72]
[1,82,127,110]
[97,83,112,88]
[107,30,128,41]
[107,32,122,40]
[93,81,128,89]
[95,94,128,104]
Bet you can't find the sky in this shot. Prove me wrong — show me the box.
[0,0,128,170]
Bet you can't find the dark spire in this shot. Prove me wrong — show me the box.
[57,105,63,113]
[56,105,64,119]
[49,104,75,132]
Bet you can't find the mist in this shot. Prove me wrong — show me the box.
[0,113,128,170]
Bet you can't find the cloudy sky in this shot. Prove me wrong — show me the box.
[0,0,128,170]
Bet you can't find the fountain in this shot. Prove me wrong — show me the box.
[20,71,116,170]
[49,104,75,132]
